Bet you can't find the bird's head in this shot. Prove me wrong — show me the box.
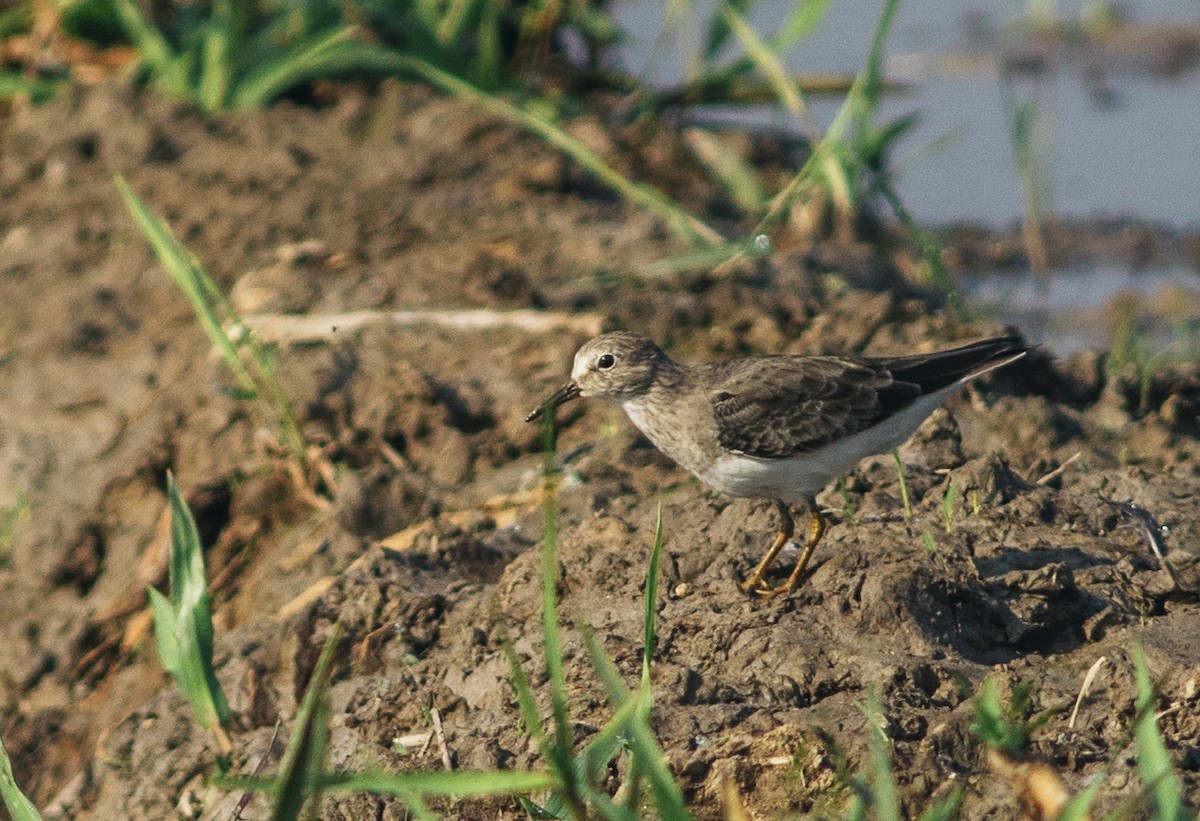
[526,331,667,422]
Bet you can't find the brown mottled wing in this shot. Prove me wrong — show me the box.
[709,357,920,458]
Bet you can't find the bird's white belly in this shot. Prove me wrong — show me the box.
[623,384,959,502]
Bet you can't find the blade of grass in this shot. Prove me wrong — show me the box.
[1132,645,1187,821]
[921,529,937,553]
[269,625,341,821]
[540,694,648,819]
[199,0,235,110]
[501,639,550,755]
[537,413,587,819]
[0,729,41,821]
[892,450,912,520]
[942,482,957,533]
[642,503,664,687]
[115,178,254,393]
[116,178,307,464]
[111,0,181,90]
[683,128,767,214]
[231,26,362,108]
[877,181,969,320]
[711,0,900,275]
[580,628,693,820]
[1054,779,1103,821]
[148,473,231,753]
[865,690,901,821]
[0,73,62,103]
[221,769,557,800]
[916,786,964,821]
[318,46,722,245]
[721,5,807,122]
[772,0,833,51]
[471,0,504,87]
[970,677,1031,756]
[317,769,557,796]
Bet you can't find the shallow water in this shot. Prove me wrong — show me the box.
[962,262,1200,354]
[612,0,1200,349]
[613,0,1200,227]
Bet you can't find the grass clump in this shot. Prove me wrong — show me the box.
[971,662,1197,821]
[816,690,962,821]
[111,0,402,111]
[220,416,689,817]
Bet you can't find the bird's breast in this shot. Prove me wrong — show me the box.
[619,395,720,480]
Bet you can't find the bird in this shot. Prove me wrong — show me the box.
[526,331,1030,597]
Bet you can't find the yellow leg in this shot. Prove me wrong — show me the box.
[761,508,826,599]
[739,500,794,593]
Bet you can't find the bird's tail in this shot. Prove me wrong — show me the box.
[879,336,1031,393]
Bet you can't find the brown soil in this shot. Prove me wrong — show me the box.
[1,83,1198,820]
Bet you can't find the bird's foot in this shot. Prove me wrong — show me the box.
[749,579,799,600]
[738,575,768,594]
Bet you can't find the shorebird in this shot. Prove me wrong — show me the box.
[527,331,1029,597]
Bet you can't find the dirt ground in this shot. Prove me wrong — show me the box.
[1,83,1198,819]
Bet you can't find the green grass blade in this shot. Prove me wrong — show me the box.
[0,729,42,821]
[580,695,643,783]
[581,625,694,819]
[537,442,576,795]
[0,73,62,104]
[148,473,231,737]
[701,0,750,63]
[116,178,308,463]
[221,768,558,802]
[916,785,963,821]
[826,0,897,140]
[865,690,901,821]
[582,624,631,709]
[877,181,969,320]
[231,26,357,108]
[921,530,937,553]
[111,0,180,87]
[269,626,340,821]
[970,677,1031,757]
[683,127,767,214]
[1054,779,1102,821]
[345,49,722,245]
[501,639,549,753]
[540,695,647,819]
[198,0,234,111]
[942,482,957,533]
[772,0,833,51]
[115,178,254,393]
[721,5,806,120]
[319,769,558,796]
[642,503,664,687]
[533,413,589,818]
[471,0,504,88]
[1132,645,1187,821]
[433,0,475,45]
[622,702,691,820]
[892,451,912,520]
[742,0,899,249]
[147,586,181,670]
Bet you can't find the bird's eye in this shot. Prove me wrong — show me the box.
[597,353,616,370]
